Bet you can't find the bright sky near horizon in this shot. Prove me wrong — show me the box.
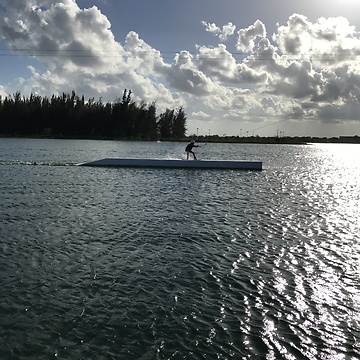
[1,0,360,137]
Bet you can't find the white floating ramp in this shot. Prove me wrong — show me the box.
[80,158,262,170]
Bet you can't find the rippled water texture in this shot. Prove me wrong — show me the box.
[0,139,359,359]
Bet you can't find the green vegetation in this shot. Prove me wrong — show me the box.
[0,90,187,139]
[1,90,358,144]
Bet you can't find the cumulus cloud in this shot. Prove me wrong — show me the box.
[1,2,360,136]
[1,1,122,89]
[197,44,237,80]
[0,0,178,109]
[236,19,266,52]
[163,50,216,95]
[265,15,360,106]
[201,21,236,41]
[275,15,360,58]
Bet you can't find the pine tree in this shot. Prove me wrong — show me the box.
[172,106,187,138]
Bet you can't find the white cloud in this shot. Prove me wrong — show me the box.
[192,110,211,119]
[197,44,237,80]
[0,85,7,98]
[274,14,360,74]
[201,21,236,41]
[124,31,167,76]
[236,19,266,52]
[163,50,216,95]
[1,2,360,136]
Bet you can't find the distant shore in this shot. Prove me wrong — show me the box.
[186,135,360,144]
[0,134,359,144]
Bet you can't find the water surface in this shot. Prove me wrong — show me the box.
[0,139,359,359]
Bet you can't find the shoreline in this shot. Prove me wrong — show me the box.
[0,134,359,144]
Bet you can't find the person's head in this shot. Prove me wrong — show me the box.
[191,140,195,144]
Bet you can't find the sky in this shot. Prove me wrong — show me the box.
[1,0,360,137]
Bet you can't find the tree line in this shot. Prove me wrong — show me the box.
[0,90,187,139]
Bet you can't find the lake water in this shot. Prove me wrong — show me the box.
[0,138,359,359]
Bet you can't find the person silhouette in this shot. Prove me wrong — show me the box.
[185,140,200,160]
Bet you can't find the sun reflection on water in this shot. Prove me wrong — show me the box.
[244,143,360,358]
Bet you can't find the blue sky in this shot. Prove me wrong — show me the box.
[1,0,360,137]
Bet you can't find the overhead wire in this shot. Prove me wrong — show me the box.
[0,47,359,61]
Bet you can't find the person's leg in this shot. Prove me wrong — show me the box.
[186,151,189,159]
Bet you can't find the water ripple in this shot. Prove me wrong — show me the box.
[1,140,360,358]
